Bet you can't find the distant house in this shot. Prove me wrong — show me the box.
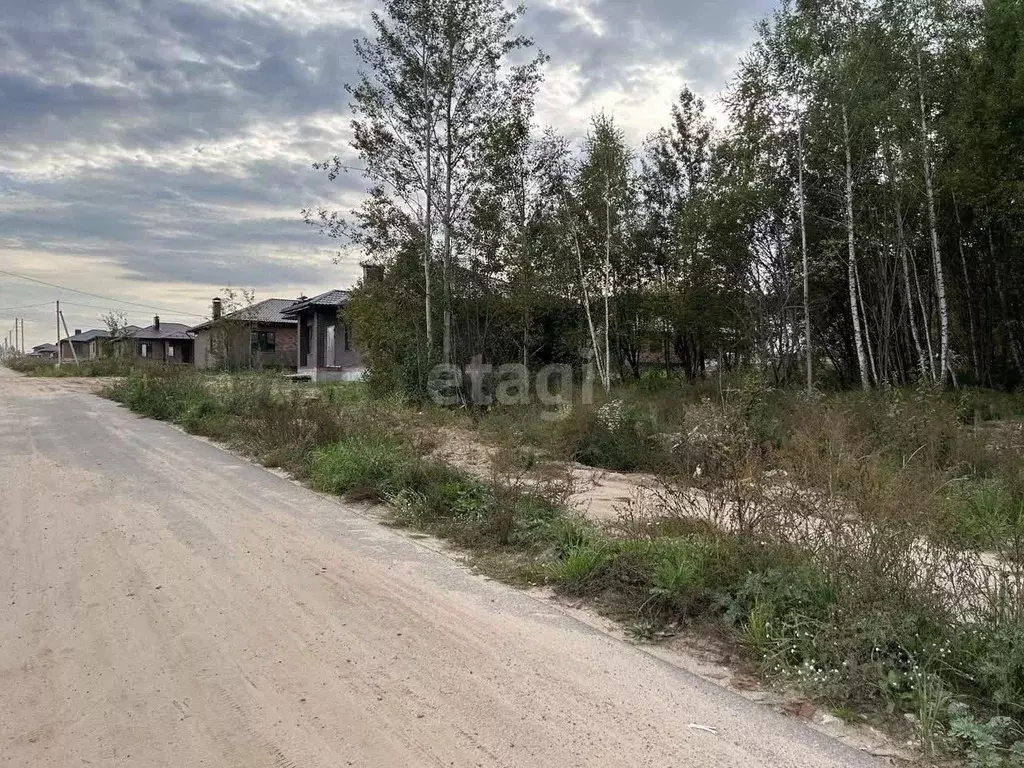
[27,343,58,360]
[59,328,109,361]
[190,298,299,370]
[58,326,141,361]
[280,290,363,381]
[115,316,194,364]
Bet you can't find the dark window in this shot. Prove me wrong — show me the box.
[251,331,276,353]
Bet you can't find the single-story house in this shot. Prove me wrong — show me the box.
[115,316,194,364]
[58,326,141,361]
[59,328,109,361]
[190,297,299,370]
[280,290,363,381]
[28,343,59,360]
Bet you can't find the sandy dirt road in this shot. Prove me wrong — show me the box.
[0,368,885,767]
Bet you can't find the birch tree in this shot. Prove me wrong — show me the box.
[307,0,440,359]
[431,0,545,366]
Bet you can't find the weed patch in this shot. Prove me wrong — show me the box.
[102,370,1024,764]
[8,357,137,377]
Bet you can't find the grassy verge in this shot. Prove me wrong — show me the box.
[6,356,138,377]
[103,369,1024,766]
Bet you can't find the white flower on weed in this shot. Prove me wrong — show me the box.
[597,399,629,430]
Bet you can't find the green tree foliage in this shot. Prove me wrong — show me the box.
[310,0,1024,396]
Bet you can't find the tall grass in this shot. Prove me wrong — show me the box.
[104,369,1024,764]
[7,356,138,377]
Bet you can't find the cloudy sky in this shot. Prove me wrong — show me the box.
[0,0,772,347]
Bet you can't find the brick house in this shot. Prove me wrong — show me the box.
[28,343,59,360]
[59,326,141,361]
[59,328,108,361]
[115,316,194,364]
[190,298,299,370]
[280,290,363,381]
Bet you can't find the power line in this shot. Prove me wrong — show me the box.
[59,299,202,318]
[0,268,206,318]
[0,301,54,313]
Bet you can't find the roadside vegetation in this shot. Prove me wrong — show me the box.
[103,367,1024,766]
[6,356,136,377]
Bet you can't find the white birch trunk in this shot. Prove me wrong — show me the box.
[423,141,433,356]
[855,259,879,387]
[421,23,434,357]
[798,121,812,393]
[573,227,607,390]
[917,50,950,386]
[603,178,612,393]
[442,77,454,367]
[843,105,870,391]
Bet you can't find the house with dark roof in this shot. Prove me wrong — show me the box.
[280,289,363,381]
[113,316,194,364]
[189,297,299,370]
[28,343,59,360]
[59,328,109,362]
[58,325,141,362]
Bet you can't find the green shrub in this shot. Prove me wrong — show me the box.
[508,494,564,546]
[548,544,608,595]
[550,516,603,557]
[950,480,1024,550]
[308,438,412,501]
[7,356,136,377]
[561,399,663,471]
[948,703,1024,768]
[646,536,721,612]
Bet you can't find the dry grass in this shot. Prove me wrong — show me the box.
[103,369,1024,765]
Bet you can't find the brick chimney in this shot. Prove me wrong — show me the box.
[153,315,160,330]
[74,329,81,336]
[212,297,222,320]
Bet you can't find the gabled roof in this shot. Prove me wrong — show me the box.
[31,343,58,353]
[64,328,110,343]
[130,322,194,341]
[189,298,299,332]
[280,290,350,317]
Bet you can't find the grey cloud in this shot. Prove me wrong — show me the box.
[525,0,773,99]
[1,0,773,333]
[1,0,363,152]
[0,155,366,287]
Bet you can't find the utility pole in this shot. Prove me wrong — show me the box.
[59,309,79,367]
[56,301,63,367]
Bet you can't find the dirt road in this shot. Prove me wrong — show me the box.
[0,368,884,767]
